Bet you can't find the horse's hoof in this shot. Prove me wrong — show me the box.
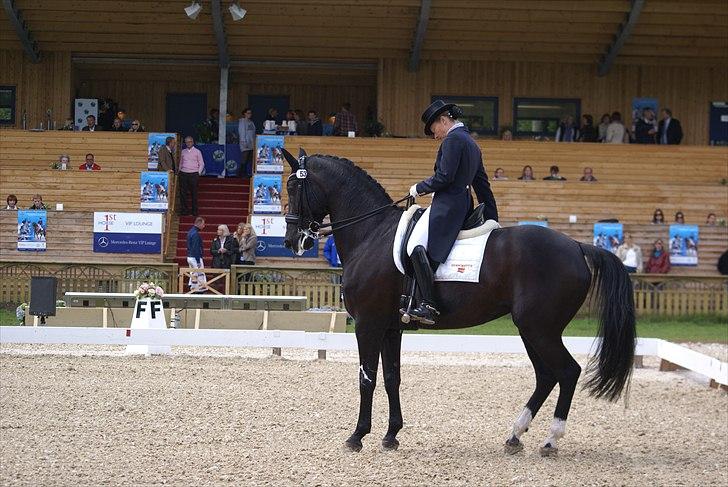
[539,444,558,457]
[504,436,524,455]
[344,439,363,452]
[381,438,400,451]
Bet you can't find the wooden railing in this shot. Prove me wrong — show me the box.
[631,274,728,317]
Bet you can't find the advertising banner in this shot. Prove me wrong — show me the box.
[669,224,699,266]
[250,215,318,258]
[74,98,98,131]
[17,210,47,251]
[147,133,176,170]
[93,212,163,254]
[252,174,283,214]
[593,222,623,254]
[140,171,169,211]
[255,135,285,173]
[517,221,549,227]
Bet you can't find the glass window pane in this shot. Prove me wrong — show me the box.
[0,107,11,121]
[0,86,15,124]
[513,98,580,136]
[432,96,498,135]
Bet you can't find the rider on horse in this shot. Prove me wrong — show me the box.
[404,100,499,324]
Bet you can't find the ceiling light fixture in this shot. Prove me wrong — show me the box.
[185,2,203,20]
[229,2,247,21]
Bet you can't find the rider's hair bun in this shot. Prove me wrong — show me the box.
[449,105,464,120]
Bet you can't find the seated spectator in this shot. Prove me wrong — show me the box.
[493,168,508,180]
[634,108,657,144]
[294,110,307,135]
[597,113,611,142]
[305,110,323,136]
[644,239,671,274]
[605,111,626,143]
[543,165,566,181]
[79,153,101,171]
[616,233,643,273]
[518,165,535,180]
[59,118,74,131]
[706,213,717,225]
[323,113,336,136]
[211,224,235,269]
[110,118,125,132]
[128,119,145,132]
[5,194,18,210]
[29,194,47,210]
[674,211,685,224]
[333,102,357,136]
[651,208,665,224]
[578,114,598,142]
[579,167,597,182]
[499,127,513,141]
[555,116,578,142]
[81,114,102,132]
[266,107,279,124]
[57,154,70,170]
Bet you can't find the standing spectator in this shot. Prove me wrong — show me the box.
[81,115,102,132]
[518,165,535,180]
[658,108,683,145]
[306,110,323,136]
[500,127,513,141]
[333,102,358,136]
[128,119,144,132]
[79,153,101,171]
[29,194,46,210]
[266,108,279,124]
[634,108,657,144]
[293,110,307,135]
[543,165,566,181]
[186,217,207,292]
[5,194,18,210]
[157,136,177,172]
[211,224,235,269]
[605,111,627,144]
[651,208,665,224]
[706,213,717,225]
[597,113,611,142]
[580,167,597,181]
[674,211,685,224]
[644,239,671,274]
[236,223,257,265]
[616,233,643,273]
[110,118,125,132]
[555,116,578,142]
[324,235,341,268]
[323,113,336,136]
[237,107,255,178]
[578,114,598,142]
[493,168,508,180]
[206,109,220,138]
[179,136,204,216]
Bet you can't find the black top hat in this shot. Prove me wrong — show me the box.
[421,100,457,136]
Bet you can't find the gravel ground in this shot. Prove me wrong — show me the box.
[1,345,726,486]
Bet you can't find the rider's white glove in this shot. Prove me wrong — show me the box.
[409,184,419,198]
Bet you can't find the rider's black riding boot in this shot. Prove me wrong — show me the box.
[410,245,440,325]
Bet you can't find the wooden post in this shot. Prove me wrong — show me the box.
[633,355,643,368]
[709,379,728,392]
[659,359,685,372]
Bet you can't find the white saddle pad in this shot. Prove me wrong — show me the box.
[393,205,500,283]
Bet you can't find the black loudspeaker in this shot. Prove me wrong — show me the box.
[30,276,58,316]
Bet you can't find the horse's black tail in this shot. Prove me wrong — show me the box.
[580,243,636,402]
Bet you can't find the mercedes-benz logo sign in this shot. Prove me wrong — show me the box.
[97,236,109,248]
[256,241,267,252]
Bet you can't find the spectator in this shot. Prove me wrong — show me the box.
[493,167,508,180]
[597,113,611,142]
[206,109,220,137]
[306,110,323,136]
[179,136,204,216]
[186,217,207,292]
[128,119,144,132]
[236,223,257,265]
[674,211,685,224]
[706,213,717,225]
[324,235,341,268]
[518,165,535,180]
[578,114,598,142]
[79,153,101,171]
[81,115,102,132]
[555,115,578,142]
[580,167,597,182]
[333,102,358,136]
[266,107,279,123]
[500,127,513,141]
[29,194,46,210]
[644,239,671,274]
[293,110,306,135]
[323,113,336,136]
[282,203,289,215]
[605,111,627,143]
[634,108,657,144]
[5,194,18,210]
[59,118,74,131]
[116,110,127,124]
[616,233,643,273]
[543,165,566,181]
[157,136,177,172]
[238,107,255,178]
[658,108,683,145]
[651,208,665,224]
[110,118,125,132]
[211,224,235,269]
[57,154,70,170]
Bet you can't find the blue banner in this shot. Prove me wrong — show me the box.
[198,144,242,177]
[140,171,169,211]
[518,221,549,227]
[669,224,699,266]
[593,223,623,254]
[93,233,162,253]
[93,212,163,254]
[17,210,47,251]
[255,135,285,173]
[251,215,318,258]
[252,174,282,214]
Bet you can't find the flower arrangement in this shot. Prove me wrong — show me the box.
[134,282,164,300]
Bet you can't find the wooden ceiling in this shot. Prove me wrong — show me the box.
[1,0,726,67]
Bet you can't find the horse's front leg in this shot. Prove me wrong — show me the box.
[344,323,385,452]
[381,326,403,450]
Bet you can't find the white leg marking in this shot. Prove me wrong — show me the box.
[511,407,533,438]
[359,365,372,384]
[542,417,567,448]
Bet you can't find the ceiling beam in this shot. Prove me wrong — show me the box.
[210,0,230,67]
[408,0,431,72]
[597,0,644,76]
[2,0,40,63]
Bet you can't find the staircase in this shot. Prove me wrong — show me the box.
[174,177,250,268]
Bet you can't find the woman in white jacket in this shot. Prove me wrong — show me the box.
[616,233,643,273]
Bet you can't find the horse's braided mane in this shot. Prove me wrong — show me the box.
[311,154,393,203]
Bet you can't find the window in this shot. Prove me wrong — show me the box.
[513,98,581,137]
[431,95,498,135]
[0,86,16,125]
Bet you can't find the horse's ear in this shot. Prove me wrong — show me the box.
[298,147,308,159]
[281,148,299,171]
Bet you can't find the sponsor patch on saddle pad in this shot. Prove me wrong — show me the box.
[393,205,500,283]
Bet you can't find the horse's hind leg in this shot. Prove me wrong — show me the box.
[381,327,403,451]
[505,335,558,454]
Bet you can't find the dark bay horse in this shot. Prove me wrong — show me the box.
[282,152,636,456]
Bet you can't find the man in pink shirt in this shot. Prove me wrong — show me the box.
[178,136,204,216]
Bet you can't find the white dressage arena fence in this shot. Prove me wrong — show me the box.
[1,326,726,388]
